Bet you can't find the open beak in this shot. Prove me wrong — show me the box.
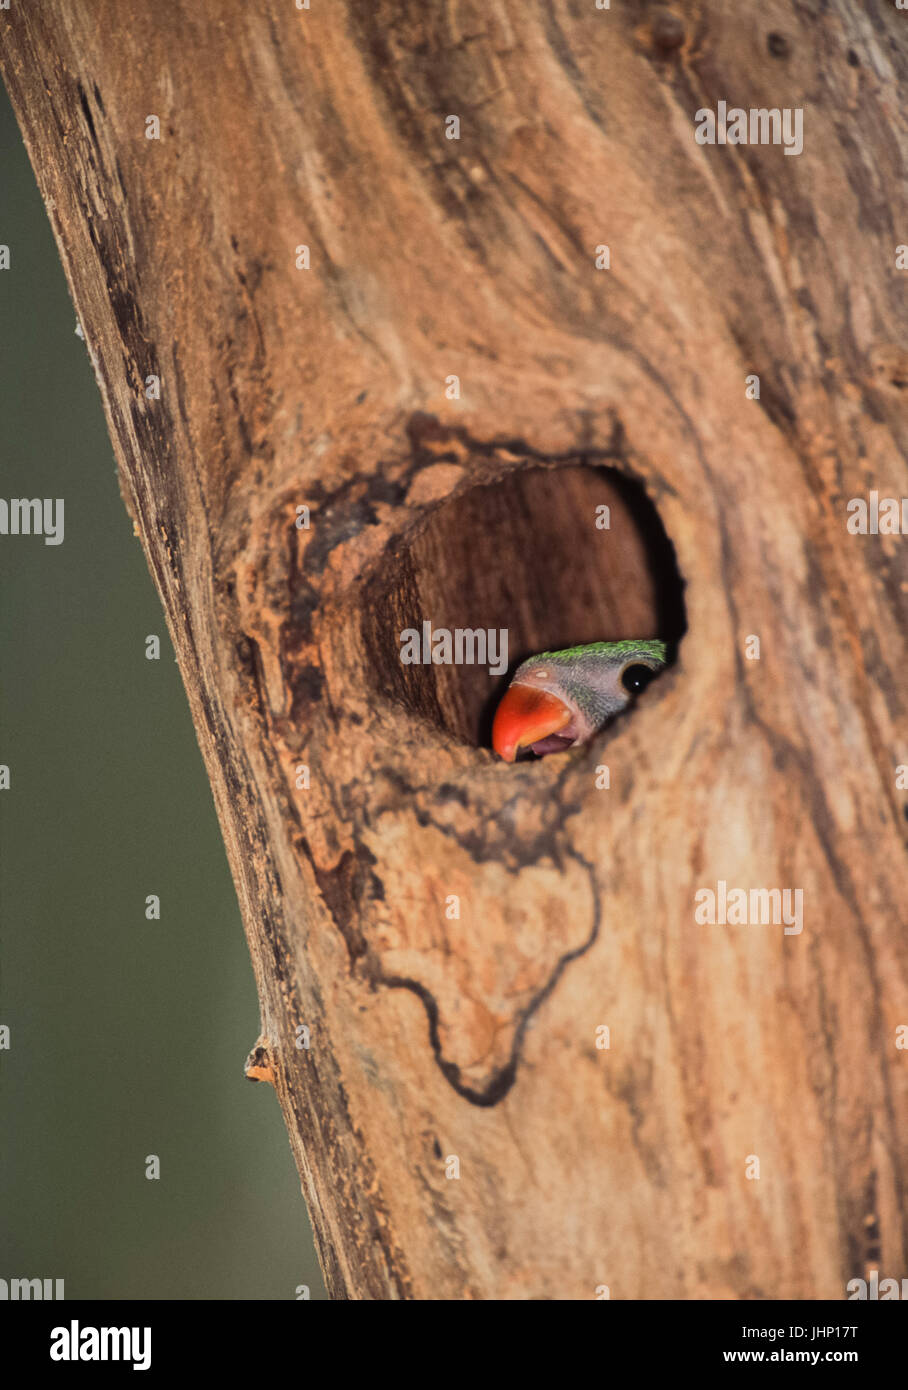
[492,684,573,762]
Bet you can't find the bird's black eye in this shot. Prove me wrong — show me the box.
[621,663,656,695]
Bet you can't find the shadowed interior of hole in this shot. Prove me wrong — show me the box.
[360,462,686,748]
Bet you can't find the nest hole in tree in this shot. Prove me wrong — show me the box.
[360,462,686,749]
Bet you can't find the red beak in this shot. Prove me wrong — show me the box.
[492,684,572,762]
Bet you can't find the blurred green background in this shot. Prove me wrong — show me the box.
[0,87,325,1299]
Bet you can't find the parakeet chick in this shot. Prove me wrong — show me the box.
[492,639,667,762]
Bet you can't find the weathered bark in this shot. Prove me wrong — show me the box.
[3,0,907,1299]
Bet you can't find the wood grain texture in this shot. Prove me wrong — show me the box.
[3,0,907,1298]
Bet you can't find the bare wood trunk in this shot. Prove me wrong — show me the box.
[4,0,907,1298]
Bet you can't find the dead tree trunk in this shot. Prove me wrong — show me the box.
[4,0,907,1299]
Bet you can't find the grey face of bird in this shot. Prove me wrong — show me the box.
[492,640,668,761]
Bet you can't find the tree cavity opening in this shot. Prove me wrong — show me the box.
[360,461,686,750]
